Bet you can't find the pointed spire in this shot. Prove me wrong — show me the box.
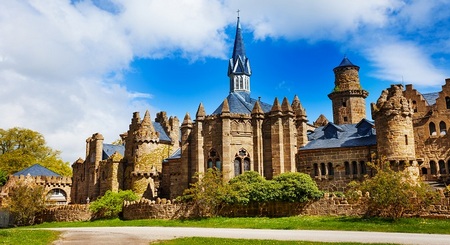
[196,103,206,119]
[292,95,306,117]
[251,100,264,115]
[334,56,359,71]
[281,97,293,113]
[142,110,155,132]
[271,97,282,114]
[182,112,192,126]
[221,98,230,113]
[228,16,251,94]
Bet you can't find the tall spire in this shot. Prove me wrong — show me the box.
[228,15,251,97]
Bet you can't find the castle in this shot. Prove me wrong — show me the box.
[70,17,450,203]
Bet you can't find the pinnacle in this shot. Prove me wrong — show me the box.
[281,97,293,113]
[221,98,230,113]
[271,97,282,112]
[196,103,206,118]
[251,100,264,115]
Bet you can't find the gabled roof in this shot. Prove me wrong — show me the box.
[102,144,125,160]
[422,92,439,106]
[212,92,272,115]
[13,164,61,177]
[301,119,376,150]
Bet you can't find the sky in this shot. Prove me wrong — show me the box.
[1,0,450,163]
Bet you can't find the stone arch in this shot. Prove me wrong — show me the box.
[46,188,68,205]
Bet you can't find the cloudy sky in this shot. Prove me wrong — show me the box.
[1,0,450,163]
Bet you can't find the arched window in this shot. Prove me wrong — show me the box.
[208,149,221,171]
[320,163,326,176]
[412,100,417,113]
[421,167,428,175]
[446,96,450,109]
[327,162,334,176]
[234,148,250,176]
[313,163,319,177]
[439,160,446,174]
[234,158,241,176]
[344,162,350,175]
[352,161,358,175]
[215,160,222,171]
[360,161,367,175]
[208,159,213,169]
[440,121,447,135]
[46,189,67,205]
[429,122,437,136]
[244,158,250,171]
[430,160,437,175]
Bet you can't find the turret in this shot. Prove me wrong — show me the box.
[292,95,308,148]
[328,57,368,124]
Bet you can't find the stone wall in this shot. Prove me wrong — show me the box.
[40,204,92,223]
[122,199,196,220]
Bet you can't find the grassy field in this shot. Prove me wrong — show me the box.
[0,229,60,245]
[32,216,450,234]
[150,237,399,245]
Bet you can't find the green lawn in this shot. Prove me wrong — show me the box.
[0,229,60,245]
[32,216,450,234]
[150,237,398,245]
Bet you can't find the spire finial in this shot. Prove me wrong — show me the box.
[237,9,240,18]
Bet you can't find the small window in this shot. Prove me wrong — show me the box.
[439,121,447,135]
[360,161,367,175]
[320,163,326,176]
[352,161,358,175]
[429,122,437,136]
[446,96,450,109]
[343,117,348,122]
[439,160,446,174]
[313,163,319,177]
[328,162,334,176]
[342,100,347,107]
[430,161,437,175]
[412,100,417,113]
[344,162,350,175]
[405,135,408,145]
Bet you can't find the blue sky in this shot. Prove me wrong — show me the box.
[1,0,450,162]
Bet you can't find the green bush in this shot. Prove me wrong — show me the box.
[273,172,323,202]
[89,190,138,219]
[0,169,7,186]
[348,162,438,219]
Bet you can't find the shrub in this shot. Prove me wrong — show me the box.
[348,162,438,219]
[273,172,323,203]
[89,190,138,219]
[7,181,46,226]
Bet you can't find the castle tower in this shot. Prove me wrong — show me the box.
[371,85,416,163]
[292,95,308,148]
[328,57,368,124]
[228,16,251,100]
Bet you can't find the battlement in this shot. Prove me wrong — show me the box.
[9,174,72,187]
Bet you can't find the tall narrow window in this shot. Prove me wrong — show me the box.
[440,121,447,135]
[208,149,221,171]
[430,160,437,175]
[344,162,350,175]
[439,160,446,174]
[320,163,326,176]
[412,100,417,113]
[342,100,347,107]
[313,163,319,177]
[327,162,334,176]
[446,96,450,109]
[234,158,241,177]
[352,161,358,175]
[244,158,250,171]
[405,135,408,145]
[429,122,437,136]
[360,161,367,175]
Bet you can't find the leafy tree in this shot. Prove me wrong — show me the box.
[89,190,139,219]
[348,162,438,219]
[0,127,71,176]
[7,181,46,226]
[273,172,323,203]
[0,169,7,186]
[179,168,231,217]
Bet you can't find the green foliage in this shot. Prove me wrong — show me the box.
[0,127,72,176]
[348,162,438,219]
[7,181,46,226]
[273,172,323,203]
[0,229,60,245]
[89,190,139,219]
[180,170,323,216]
[179,168,231,217]
[0,169,8,186]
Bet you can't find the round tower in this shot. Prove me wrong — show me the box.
[371,84,416,163]
[328,57,368,125]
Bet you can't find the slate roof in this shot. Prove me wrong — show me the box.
[422,92,439,106]
[153,122,172,142]
[163,148,182,161]
[334,57,359,69]
[212,92,272,115]
[102,144,125,160]
[13,164,61,177]
[228,17,251,76]
[300,119,377,150]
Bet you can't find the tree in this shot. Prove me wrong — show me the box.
[348,162,438,219]
[0,169,7,186]
[89,190,139,219]
[0,127,71,176]
[7,181,46,226]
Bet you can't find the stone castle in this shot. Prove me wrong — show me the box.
[70,17,450,203]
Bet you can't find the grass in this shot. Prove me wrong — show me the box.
[0,229,60,245]
[150,237,398,245]
[31,216,450,234]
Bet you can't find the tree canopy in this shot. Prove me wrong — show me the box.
[0,127,72,176]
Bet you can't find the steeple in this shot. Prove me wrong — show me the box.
[228,16,251,98]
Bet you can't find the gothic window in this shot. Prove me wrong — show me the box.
[352,161,358,175]
[208,149,221,171]
[320,163,326,176]
[430,160,437,175]
[439,160,446,174]
[440,121,447,135]
[327,162,334,176]
[244,158,250,171]
[412,100,417,113]
[344,162,350,175]
[446,96,450,109]
[313,163,319,177]
[360,161,367,175]
[429,122,437,136]
[234,158,241,177]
